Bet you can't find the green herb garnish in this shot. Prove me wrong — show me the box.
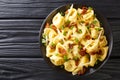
[78,45,82,50]
[65,20,70,26]
[95,27,102,31]
[55,53,59,56]
[60,25,65,30]
[86,25,90,29]
[60,12,64,16]
[75,38,79,43]
[70,26,74,29]
[42,38,46,44]
[42,34,46,38]
[77,12,81,16]
[63,31,67,36]
[63,55,68,61]
[73,56,79,61]
[78,29,82,33]
[92,20,97,24]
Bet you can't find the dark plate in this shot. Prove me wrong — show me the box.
[39,4,113,78]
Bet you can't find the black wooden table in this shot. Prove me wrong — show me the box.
[0,0,119,80]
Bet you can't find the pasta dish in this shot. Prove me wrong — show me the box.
[42,4,108,75]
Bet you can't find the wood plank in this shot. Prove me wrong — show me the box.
[0,58,119,80]
[0,0,119,18]
[0,19,119,57]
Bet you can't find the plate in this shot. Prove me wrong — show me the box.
[39,4,113,77]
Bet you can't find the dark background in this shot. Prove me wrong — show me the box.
[0,0,119,80]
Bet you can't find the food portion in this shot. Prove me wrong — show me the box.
[42,4,108,75]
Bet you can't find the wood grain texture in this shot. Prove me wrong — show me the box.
[0,58,119,80]
[0,0,119,18]
[0,19,119,57]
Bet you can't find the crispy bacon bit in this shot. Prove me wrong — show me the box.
[97,50,102,55]
[81,6,88,14]
[78,67,86,75]
[45,23,50,28]
[67,22,77,28]
[90,24,95,28]
[50,43,56,49]
[85,35,91,40]
[51,24,57,33]
[50,46,55,49]
[90,49,102,55]
[79,49,86,56]
[68,43,75,49]
[90,52,96,55]
[68,35,71,40]
[65,10,68,14]
[75,60,79,66]
[85,22,89,26]
[45,23,57,33]
[70,22,77,27]
[100,37,104,41]
[58,48,66,55]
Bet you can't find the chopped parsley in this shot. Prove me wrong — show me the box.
[42,38,46,46]
[77,12,81,16]
[92,20,98,24]
[63,31,67,36]
[75,38,79,43]
[95,27,102,31]
[86,25,90,29]
[73,56,79,61]
[60,25,65,30]
[55,53,59,56]
[50,42,56,49]
[70,26,74,29]
[42,38,46,43]
[78,29,82,33]
[50,24,53,28]
[63,55,68,61]
[42,34,46,38]
[60,12,64,16]
[80,21,85,23]
[65,20,70,26]
[68,48,71,52]
[78,45,82,50]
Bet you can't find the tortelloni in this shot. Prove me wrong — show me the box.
[64,60,77,72]
[52,13,65,28]
[42,4,109,76]
[65,4,77,22]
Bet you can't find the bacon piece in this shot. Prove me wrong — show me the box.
[81,6,88,14]
[77,67,86,75]
[68,35,71,40]
[85,35,91,40]
[75,60,79,66]
[58,48,66,55]
[68,43,75,49]
[90,52,96,55]
[45,23,50,28]
[90,24,95,28]
[97,50,102,55]
[75,61,79,66]
[51,24,57,33]
[70,22,77,27]
[65,10,68,14]
[79,49,86,56]
[85,22,89,26]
